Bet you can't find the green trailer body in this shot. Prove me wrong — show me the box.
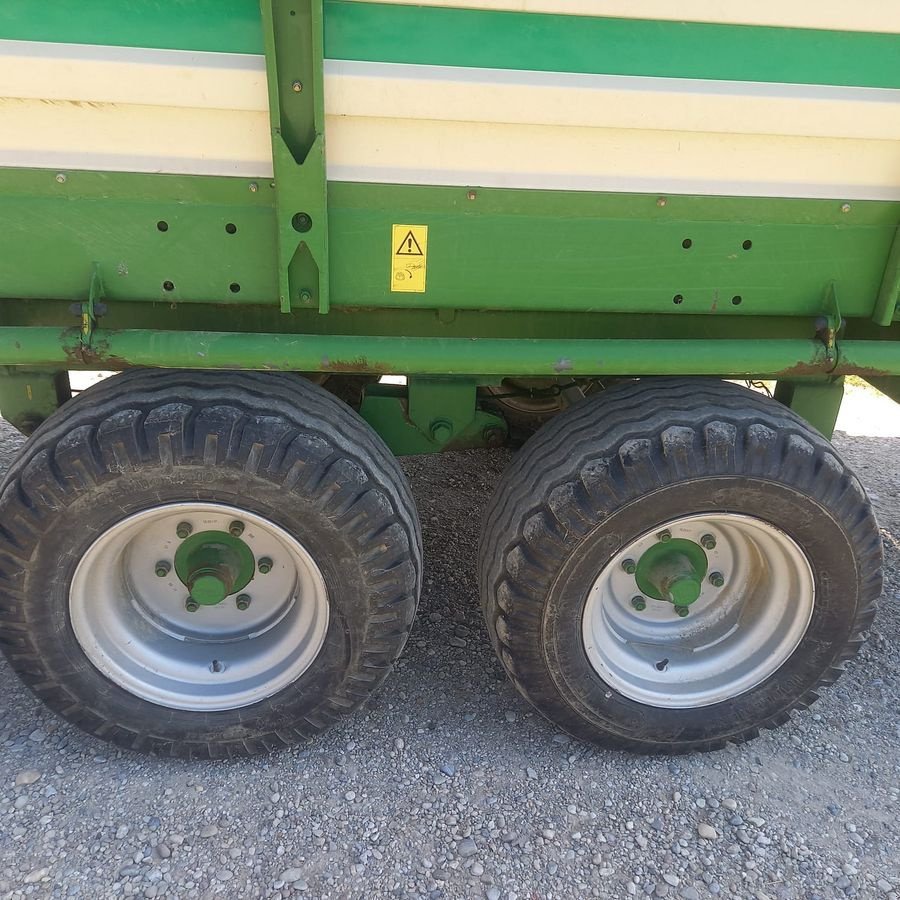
[0,0,899,444]
[0,1,896,757]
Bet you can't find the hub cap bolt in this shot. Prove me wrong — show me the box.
[258,557,273,575]
[236,594,252,611]
[185,597,200,613]
[155,560,171,578]
[622,558,637,575]
[631,596,647,612]
[176,522,192,539]
[674,606,690,618]
[657,530,672,543]
[701,534,717,550]
[229,520,245,538]
[709,572,725,588]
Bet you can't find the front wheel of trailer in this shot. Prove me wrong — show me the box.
[0,369,422,758]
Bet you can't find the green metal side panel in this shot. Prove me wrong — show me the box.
[0,169,897,321]
[328,186,899,318]
[0,169,279,306]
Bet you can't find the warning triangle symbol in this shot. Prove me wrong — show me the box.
[396,230,424,257]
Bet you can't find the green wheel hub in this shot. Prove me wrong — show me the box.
[634,538,709,608]
[174,530,256,606]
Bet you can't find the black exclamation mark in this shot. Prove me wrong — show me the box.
[407,236,413,253]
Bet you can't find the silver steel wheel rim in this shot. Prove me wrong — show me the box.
[70,503,329,712]
[581,513,815,709]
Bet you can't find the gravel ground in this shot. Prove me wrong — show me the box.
[0,381,898,900]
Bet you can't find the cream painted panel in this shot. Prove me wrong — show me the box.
[326,62,900,142]
[0,98,273,178]
[4,44,899,144]
[2,47,899,199]
[0,40,267,112]
[328,116,900,201]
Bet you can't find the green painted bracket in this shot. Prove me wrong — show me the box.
[0,367,70,435]
[81,263,105,348]
[816,282,844,366]
[864,377,900,405]
[774,376,845,438]
[260,0,329,314]
[874,225,900,326]
[359,379,508,455]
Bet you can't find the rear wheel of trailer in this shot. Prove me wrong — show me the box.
[479,379,882,752]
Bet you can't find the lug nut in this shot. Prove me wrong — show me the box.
[482,426,506,448]
[236,594,252,611]
[709,572,725,588]
[155,560,172,578]
[657,530,672,543]
[701,534,717,550]
[631,596,647,612]
[622,559,637,575]
[674,606,690,618]
[258,557,273,575]
[229,520,245,537]
[176,522,192,539]
[185,597,200,613]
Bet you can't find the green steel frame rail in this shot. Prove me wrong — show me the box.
[2,328,899,378]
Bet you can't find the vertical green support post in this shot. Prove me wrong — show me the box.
[774,377,845,438]
[259,0,329,314]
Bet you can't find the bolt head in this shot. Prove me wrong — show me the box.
[709,572,725,588]
[249,182,259,193]
[176,522,192,539]
[630,596,647,612]
[840,203,852,213]
[236,594,252,611]
[657,530,672,543]
[155,561,171,578]
[430,420,454,444]
[185,598,200,613]
[467,190,477,201]
[621,558,637,575]
[258,557,273,575]
[674,606,690,618]
[292,81,303,93]
[701,534,717,550]
[229,520,245,538]
[56,173,67,184]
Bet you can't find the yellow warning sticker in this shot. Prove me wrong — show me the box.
[391,224,428,293]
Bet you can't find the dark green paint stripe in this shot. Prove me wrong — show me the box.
[0,1,264,55]
[1,1,899,88]
[326,3,900,90]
